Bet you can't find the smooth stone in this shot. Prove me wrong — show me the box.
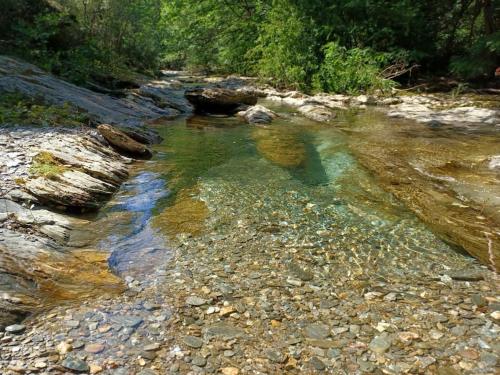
[186,296,207,306]
[110,315,143,329]
[61,356,90,373]
[183,336,203,349]
[447,270,484,281]
[84,343,105,354]
[144,343,161,351]
[5,324,26,334]
[203,323,245,340]
[191,355,207,367]
[304,323,330,340]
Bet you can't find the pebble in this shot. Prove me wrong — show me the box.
[191,355,207,367]
[61,356,90,373]
[5,324,26,334]
[186,296,207,306]
[183,335,203,348]
[84,343,105,354]
[304,323,330,339]
[265,349,286,363]
[221,367,240,375]
[111,315,144,328]
[369,333,392,353]
[144,343,160,351]
[309,356,326,371]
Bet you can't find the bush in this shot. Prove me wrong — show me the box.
[252,0,318,90]
[312,42,396,94]
[450,32,500,80]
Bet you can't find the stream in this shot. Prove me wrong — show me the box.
[4,100,498,374]
[94,101,488,280]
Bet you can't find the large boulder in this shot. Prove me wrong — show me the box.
[97,124,152,159]
[185,88,258,114]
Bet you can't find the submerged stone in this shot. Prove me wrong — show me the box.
[61,356,89,373]
[203,323,245,340]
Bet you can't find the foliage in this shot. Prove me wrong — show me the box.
[312,42,396,94]
[251,0,318,90]
[29,152,68,179]
[2,0,498,92]
[0,93,89,127]
[450,31,500,80]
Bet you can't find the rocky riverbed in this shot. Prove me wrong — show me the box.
[0,56,499,374]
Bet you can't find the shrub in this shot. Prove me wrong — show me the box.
[312,42,396,94]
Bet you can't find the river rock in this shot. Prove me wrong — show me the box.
[97,124,152,159]
[304,323,330,339]
[5,324,26,334]
[203,322,245,340]
[61,356,89,373]
[183,336,203,348]
[298,104,336,122]
[186,88,258,114]
[237,105,277,124]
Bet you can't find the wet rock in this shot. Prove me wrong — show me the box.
[183,336,203,348]
[447,270,484,281]
[111,315,143,329]
[186,88,257,114]
[84,343,105,354]
[144,343,161,351]
[5,324,26,334]
[203,323,245,340]
[61,356,90,373]
[191,355,207,367]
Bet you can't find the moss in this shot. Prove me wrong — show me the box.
[29,151,68,179]
[0,92,89,127]
[14,177,26,185]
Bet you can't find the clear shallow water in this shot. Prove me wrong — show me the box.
[94,103,486,279]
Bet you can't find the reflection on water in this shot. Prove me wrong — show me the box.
[94,102,496,281]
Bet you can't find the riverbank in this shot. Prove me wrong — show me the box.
[1,57,499,374]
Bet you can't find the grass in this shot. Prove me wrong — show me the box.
[29,152,68,179]
[0,92,89,127]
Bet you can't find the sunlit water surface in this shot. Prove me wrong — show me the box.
[93,102,494,281]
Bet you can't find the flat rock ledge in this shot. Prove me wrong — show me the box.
[0,126,131,328]
[1,127,129,209]
[243,86,500,126]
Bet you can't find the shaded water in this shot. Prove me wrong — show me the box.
[94,102,494,279]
